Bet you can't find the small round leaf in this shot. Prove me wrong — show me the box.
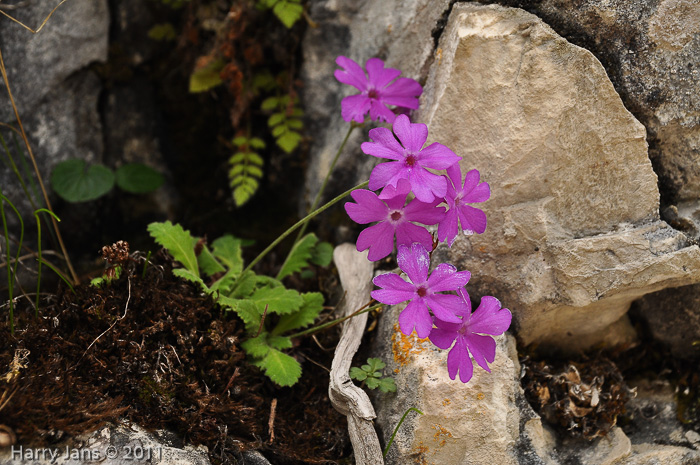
[51,159,114,202]
[115,163,164,194]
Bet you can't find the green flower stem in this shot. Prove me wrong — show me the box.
[33,208,60,316]
[288,302,383,339]
[236,180,369,284]
[294,123,358,244]
[1,193,24,335]
[383,407,424,458]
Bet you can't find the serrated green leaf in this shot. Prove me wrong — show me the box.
[254,275,283,288]
[310,241,333,266]
[249,286,303,315]
[249,137,266,149]
[173,268,207,290]
[115,163,164,194]
[218,296,260,332]
[378,377,397,393]
[147,221,199,277]
[229,164,245,176]
[241,333,271,358]
[268,113,285,127]
[272,0,303,28]
[258,349,301,387]
[209,269,238,295]
[261,97,279,111]
[361,364,372,373]
[212,235,243,274]
[189,58,224,93]
[51,159,115,203]
[229,152,246,164]
[229,271,257,298]
[245,165,263,178]
[350,367,367,381]
[271,125,287,138]
[367,357,386,371]
[287,118,303,130]
[232,136,248,147]
[276,233,318,280]
[247,153,264,166]
[147,23,177,41]
[277,131,302,153]
[267,335,292,350]
[233,184,257,207]
[272,292,323,335]
[366,377,380,389]
[198,244,226,276]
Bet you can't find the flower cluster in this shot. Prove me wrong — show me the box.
[337,56,511,383]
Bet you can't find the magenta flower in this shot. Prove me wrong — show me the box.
[361,114,461,203]
[429,288,512,383]
[371,243,471,338]
[345,189,445,261]
[438,164,491,246]
[334,56,423,124]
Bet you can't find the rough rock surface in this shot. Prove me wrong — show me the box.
[420,3,700,351]
[0,423,211,465]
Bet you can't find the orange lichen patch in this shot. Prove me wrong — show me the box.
[392,324,429,368]
[431,424,454,448]
[442,398,451,406]
[410,442,430,465]
[476,392,485,400]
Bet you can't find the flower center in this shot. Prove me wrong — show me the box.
[367,89,379,100]
[405,154,417,167]
[390,211,402,221]
[416,286,427,298]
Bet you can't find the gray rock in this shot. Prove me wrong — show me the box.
[0,0,109,121]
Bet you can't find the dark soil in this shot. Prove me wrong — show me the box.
[0,251,351,464]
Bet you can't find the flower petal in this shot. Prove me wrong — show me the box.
[437,208,459,246]
[356,222,395,261]
[427,265,471,293]
[368,161,406,191]
[464,333,496,372]
[378,178,412,200]
[345,190,388,224]
[403,198,445,225]
[462,170,490,203]
[469,296,512,335]
[398,300,433,338]
[447,338,473,383]
[371,274,416,305]
[365,127,404,155]
[334,56,367,91]
[365,58,401,89]
[395,222,434,250]
[446,163,462,192]
[429,326,457,350]
[341,94,371,123]
[392,114,428,153]
[369,99,398,123]
[397,243,430,284]
[409,165,447,202]
[425,293,464,323]
[417,142,461,170]
[458,205,487,234]
[381,77,423,108]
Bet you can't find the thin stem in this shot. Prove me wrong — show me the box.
[288,303,382,339]
[34,208,60,316]
[1,193,24,334]
[0,44,79,284]
[236,180,369,283]
[383,407,424,458]
[0,132,38,212]
[0,0,71,34]
[294,123,357,243]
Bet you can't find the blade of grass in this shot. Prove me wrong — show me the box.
[34,208,60,316]
[0,193,24,335]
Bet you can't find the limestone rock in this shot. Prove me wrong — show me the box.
[421,3,700,351]
[630,283,700,360]
[0,0,109,121]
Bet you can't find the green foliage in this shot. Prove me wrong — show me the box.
[350,358,397,393]
[51,159,163,203]
[147,23,177,41]
[261,95,304,153]
[51,159,114,203]
[258,0,303,29]
[276,233,333,280]
[189,58,225,93]
[115,163,165,193]
[90,266,122,288]
[229,136,265,207]
[147,221,327,387]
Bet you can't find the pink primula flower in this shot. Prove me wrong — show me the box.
[371,243,471,338]
[334,56,423,124]
[438,164,491,246]
[345,188,445,261]
[429,288,512,383]
[362,114,461,203]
